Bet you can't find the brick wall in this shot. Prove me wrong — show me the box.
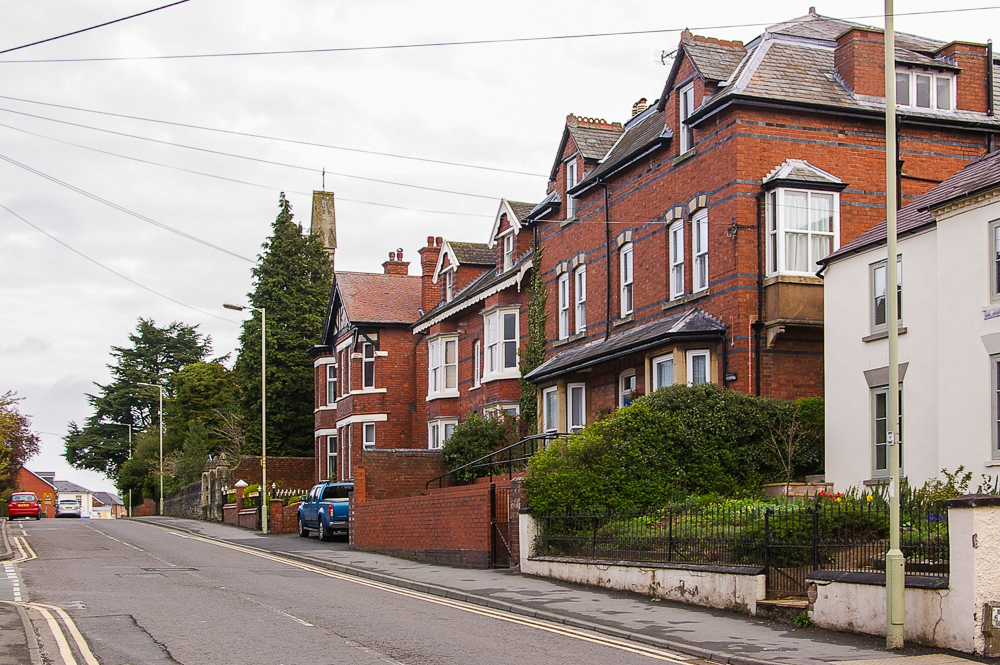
[352,483,494,567]
[230,456,315,490]
[134,498,157,517]
[223,503,238,525]
[359,449,450,500]
[268,500,301,534]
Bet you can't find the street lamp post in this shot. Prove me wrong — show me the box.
[138,382,164,516]
[225,303,268,535]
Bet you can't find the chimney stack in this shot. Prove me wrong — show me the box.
[310,191,337,273]
[632,97,648,117]
[418,236,443,312]
[383,248,410,275]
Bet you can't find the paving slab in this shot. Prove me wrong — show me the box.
[137,516,983,665]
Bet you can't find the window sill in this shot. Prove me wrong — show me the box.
[663,289,710,312]
[350,388,387,395]
[315,405,338,412]
[672,148,697,166]
[984,460,1000,467]
[763,274,824,287]
[560,215,578,228]
[613,314,634,327]
[426,392,460,402]
[468,385,480,391]
[863,476,907,486]
[482,372,519,384]
[553,332,586,348]
[862,327,907,343]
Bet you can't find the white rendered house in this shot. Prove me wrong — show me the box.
[821,151,1000,490]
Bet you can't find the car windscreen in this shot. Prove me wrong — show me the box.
[58,500,79,505]
[10,494,35,502]
[321,486,351,500]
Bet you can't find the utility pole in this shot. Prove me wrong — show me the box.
[884,0,905,648]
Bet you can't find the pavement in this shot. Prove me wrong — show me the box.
[0,515,987,665]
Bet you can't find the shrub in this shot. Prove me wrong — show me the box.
[526,384,817,514]
[441,413,520,483]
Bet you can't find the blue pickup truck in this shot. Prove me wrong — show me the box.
[297,482,353,541]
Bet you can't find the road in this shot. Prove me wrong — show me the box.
[7,518,707,665]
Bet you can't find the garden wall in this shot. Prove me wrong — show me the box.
[518,513,766,614]
[163,481,203,520]
[229,456,315,490]
[360,449,450,500]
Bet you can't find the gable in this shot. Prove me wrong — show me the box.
[488,199,523,248]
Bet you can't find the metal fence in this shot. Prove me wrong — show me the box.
[533,499,949,595]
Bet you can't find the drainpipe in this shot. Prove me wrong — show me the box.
[721,330,729,390]
[988,40,994,118]
[752,191,765,396]
[602,182,613,341]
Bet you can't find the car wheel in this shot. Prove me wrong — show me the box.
[297,516,308,538]
[34,514,39,520]
[317,517,330,542]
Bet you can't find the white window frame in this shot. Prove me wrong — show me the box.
[558,272,570,340]
[483,308,519,380]
[871,256,903,334]
[362,342,375,390]
[991,220,1000,303]
[325,364,337,406]
[473,340,481,388]
[895,68,955,111]
[503,233,515,271]
[574,266,587,334]
[620,243,634,317]
[363,422,375,451]
[652,353,675,390]
[341,425,351,480]
[992,355,1000,460]
[669,221,685,300]
[543,386,559,433]
[872,385,903,477]
[427,335,459,398]
[567,383,586,433]
[619,370,637,408]
[686,349,710,386]
[679,83,695,153]
[692,209,709,292]
[445,269,454,301]
[428,419,458,450]
[326,435,337,479]
[566,160,578,218]
[765,188,840,276]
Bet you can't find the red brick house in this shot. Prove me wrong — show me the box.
[411,200,538,447]
[523,11,999,429]
[13,468,57,518]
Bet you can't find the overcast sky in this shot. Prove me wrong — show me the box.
[1,0,995,494]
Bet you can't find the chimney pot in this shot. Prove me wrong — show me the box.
[435,236,443,246]
[397,248,404,261]
[427,236,434,247]
[389,251,396,261]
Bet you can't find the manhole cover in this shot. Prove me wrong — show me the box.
[141,568,198,572]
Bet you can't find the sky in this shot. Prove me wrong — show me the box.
[0,0,996,494]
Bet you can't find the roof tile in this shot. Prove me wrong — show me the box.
[336,271,422,324]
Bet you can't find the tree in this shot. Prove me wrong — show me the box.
[764,397,825,489]
[164,361,238,456]
[441,412,520,483]
[0,392,41,495]
[63,318,211,479]
[233,193,332,457]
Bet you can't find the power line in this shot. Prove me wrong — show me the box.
[0,202,238,324]
[0,6,996,63]
[0,151,254,262]
[0,1,192,55]
[0,94,544,177]
[0,106,500,200]
[0,121,492,218]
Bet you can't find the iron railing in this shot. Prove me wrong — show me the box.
[426,432,569,489]
[534,499,949,587]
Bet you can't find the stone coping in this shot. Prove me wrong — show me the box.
[806,570,949,589]
[530,555,765,576]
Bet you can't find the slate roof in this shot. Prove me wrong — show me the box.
[576,108,671,189]
[525,308,725,383]
[93,492,123,506]
[449,242,493,266]
[683,35,748,82]
[54,480,91,494]
[763,159,843,187]
[822,149,1000,265]
[549,117,625,181]
[336,271,422,325]
[765,13,944,52]
[507,201,537,223]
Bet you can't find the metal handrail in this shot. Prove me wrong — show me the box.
[425,431,569,489]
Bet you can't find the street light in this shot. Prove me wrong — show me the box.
[102,421,132,517]
[224,302,268,535]
[137,382,164,516]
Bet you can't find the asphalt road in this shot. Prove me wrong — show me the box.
[16,518,703,665]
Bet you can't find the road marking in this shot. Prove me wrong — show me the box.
[88,526,143,551]
[28,602,100,665]
[35,606,77,665]
[161,530,691,663]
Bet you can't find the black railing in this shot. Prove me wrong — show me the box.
[426,432,569,489]
[533,499,949,594]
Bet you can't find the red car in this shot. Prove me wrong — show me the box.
[8,492,40,520]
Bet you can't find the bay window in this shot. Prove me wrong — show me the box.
[428,420,457,450]
[543,387,558,433]
[652,353,674,390]
[484,309,518,378]
[326,435,337,479]
[766,189,839,275]
[428,335,458,397]
[568,383,586,432]
[620,370,636,408]
[686,349,709,386]
[326,364,337,405]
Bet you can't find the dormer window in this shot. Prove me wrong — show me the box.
[679,83,695,153]
[895,69,954,111]
[445,270,454,301]
[503,233,514,271]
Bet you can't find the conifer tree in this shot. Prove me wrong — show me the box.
[234,193,332,457]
